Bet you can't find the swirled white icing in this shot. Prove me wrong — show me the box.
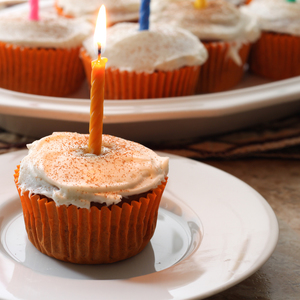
[18,133,169,209]
[150,0,260,65]
[0,10,93,48]
[83,22,208,73]
[56,0,140,24]
[150,0,260,42]
[241,0,300,36]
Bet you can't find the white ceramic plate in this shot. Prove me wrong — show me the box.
[0,150,278,300]
[1,1,300,142]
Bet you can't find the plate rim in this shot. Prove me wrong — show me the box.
[0,149,279,300]
[0,76,300,124]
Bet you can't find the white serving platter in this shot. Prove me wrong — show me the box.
[1,75,300,143]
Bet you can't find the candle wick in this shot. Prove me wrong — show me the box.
[97,43,101,60]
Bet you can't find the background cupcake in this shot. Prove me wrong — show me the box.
[0,8,93,96]
[150,0,260,93]
[55,0,140,26]
[81,22,208,99]
[241,0,300,80]
[15,132,169,264]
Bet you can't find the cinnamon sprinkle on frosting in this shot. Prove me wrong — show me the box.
[18,133,169,209]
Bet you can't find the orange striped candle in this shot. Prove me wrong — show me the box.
[88,5,107,155]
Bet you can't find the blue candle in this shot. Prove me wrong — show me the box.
[139,0,151,31]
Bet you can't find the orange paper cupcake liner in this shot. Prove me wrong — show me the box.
[80,49,200,99]
[0,42,85,96]
[249,32,300,80]
[14,166,167,264]
[196,42,250,94]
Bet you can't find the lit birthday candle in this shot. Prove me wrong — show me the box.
[194,0,207,9]
[29,0,39,21]
[88,5,108,155]
[139,0,151,30]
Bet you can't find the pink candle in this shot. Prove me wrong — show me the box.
[29,0,39,21]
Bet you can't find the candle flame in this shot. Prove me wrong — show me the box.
[94,5,106,56]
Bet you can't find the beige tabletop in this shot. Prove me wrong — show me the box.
[1,112,300,299]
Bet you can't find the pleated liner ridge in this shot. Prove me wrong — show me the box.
[14,166,167,264]
[0,42,85,96]
[80,49,200,99]
[196,41,250,94]
[249,32,300,80]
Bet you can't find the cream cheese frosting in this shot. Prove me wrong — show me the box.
[83,22,208,73]
[241,0,300,36]
[18,133,169,209]
[0,10,93,48]
[150,0,260,42]
[150,0,260,65]
[56,0,140,25]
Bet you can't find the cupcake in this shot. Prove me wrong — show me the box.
[55,0,140,26]
[0,9,93,97]
[150,0,260,93]
[14,132,169,264]
[80,22,208,99]
[241,0,300,80]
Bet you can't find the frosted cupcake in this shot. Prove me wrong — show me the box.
[14,132,169,264]
[0,9,93,96]
[80,22,208,99]
[150,0,260,93]
[55,0,140,26]
[241,0,300,80]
